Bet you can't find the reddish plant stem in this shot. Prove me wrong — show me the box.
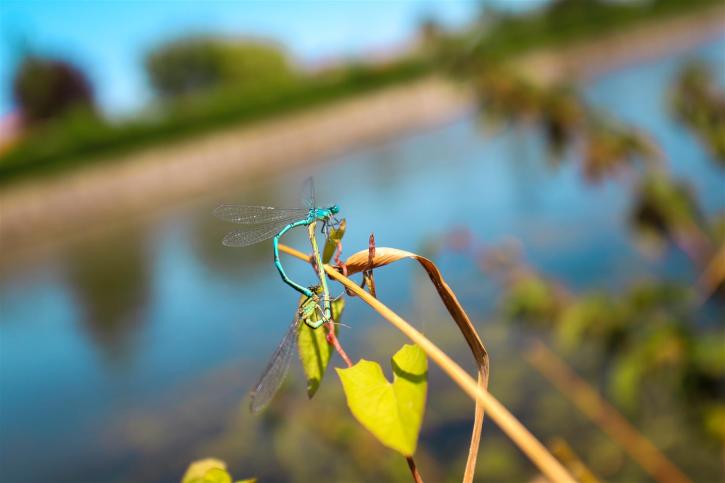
[333,235,379,298]
[365,233,377,297]
[406,455,424,482]
[326,322,353,368]
[335,240,359,297]
[367,233,377,263]
[334,240,346,269]
[321,243,353,367]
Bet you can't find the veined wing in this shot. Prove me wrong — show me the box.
[300,177,316,210]
[249,315,302,413]
[213,205,308,225]
[222,218,296,247]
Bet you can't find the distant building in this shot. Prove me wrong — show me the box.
[0,111,23,153]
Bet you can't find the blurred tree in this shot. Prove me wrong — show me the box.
[145,36,296,99]
[418,16,443,47]
[12,56,96,125]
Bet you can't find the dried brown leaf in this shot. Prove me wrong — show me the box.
[345,247,489,482]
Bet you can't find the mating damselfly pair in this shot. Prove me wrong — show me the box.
[214,178,342,412]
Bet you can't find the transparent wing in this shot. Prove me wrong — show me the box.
[213,205,308,225]
[221,218,295,247]
[300,177,316,209]
[249,315,302,413]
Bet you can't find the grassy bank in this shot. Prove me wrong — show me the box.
[0,0,720,184]
[0,59,429,183]
[468,0,722,60]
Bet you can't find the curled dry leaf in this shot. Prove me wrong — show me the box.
[344,247,489,483]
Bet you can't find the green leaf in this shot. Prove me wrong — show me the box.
[322,218,346,263]
[182,458,255,483]
[298,297,345,398]
[198,468,232,483]
[182,459,231,483]
[336,344,427,456]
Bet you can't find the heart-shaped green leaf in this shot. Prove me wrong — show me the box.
[298,297,345,398]
[322,218,346,263]
[182,459,231,483]
[336,344,427,456]
[181,458,256,483]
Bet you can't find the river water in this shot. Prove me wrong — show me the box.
[1,40,723,482]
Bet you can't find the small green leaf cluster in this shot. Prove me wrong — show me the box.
[181,458,255,483]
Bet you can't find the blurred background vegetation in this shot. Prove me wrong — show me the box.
[1,0,721,182]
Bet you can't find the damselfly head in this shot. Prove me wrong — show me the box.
[329,204,340,215]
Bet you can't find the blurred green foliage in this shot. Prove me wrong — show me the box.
[503,273,565,324]
[0,57,429,183]
[466,37,724,466]
[464,0,722,63]
[146,36,296,99]
[670,60,725,163]
[472,63,661,182]
[12,56,96,125]
[502,272,724,442]
[630,173,703,245]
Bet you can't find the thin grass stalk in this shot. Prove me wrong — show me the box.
[525,340,693,483]
[697,242,725,301]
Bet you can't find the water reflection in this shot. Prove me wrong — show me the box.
[188,206,265,280]
[64,225,151,363]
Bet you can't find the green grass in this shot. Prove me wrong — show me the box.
[469,0,722,61]
[0,58,430,183]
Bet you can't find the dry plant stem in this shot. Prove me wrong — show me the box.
[548,437,600,483]
[697,242,725,301]
[406,456,424,483]
[526,340,693,483]
[674,228,711,268]
[277,243,575,483]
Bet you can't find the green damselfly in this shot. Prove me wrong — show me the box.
[248,293,325,413]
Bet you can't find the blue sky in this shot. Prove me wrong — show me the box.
[0,1,544,116]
